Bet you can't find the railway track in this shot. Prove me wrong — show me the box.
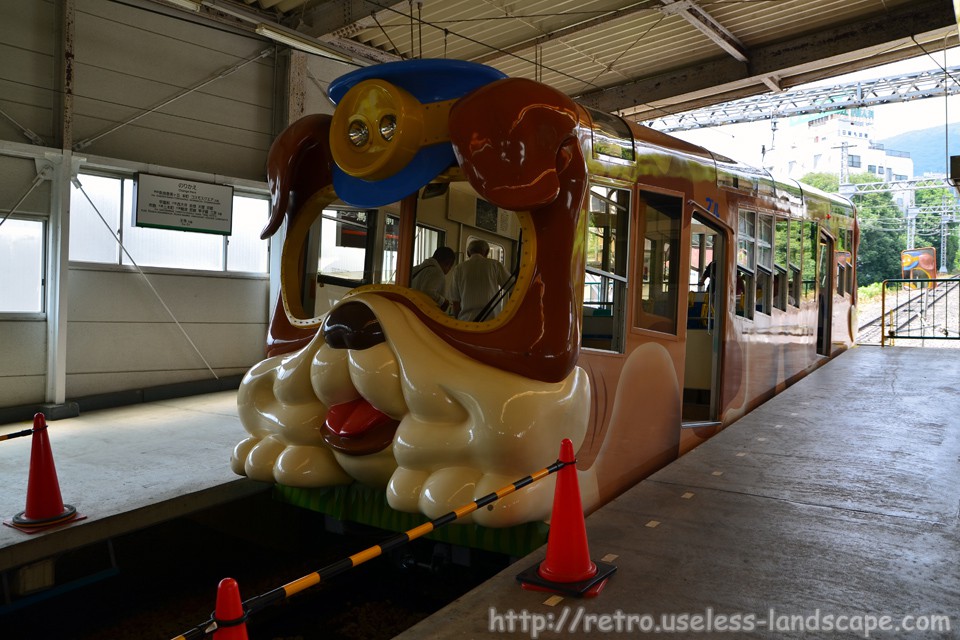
[857,278,960,344]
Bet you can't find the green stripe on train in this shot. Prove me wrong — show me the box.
[273,484,549,557]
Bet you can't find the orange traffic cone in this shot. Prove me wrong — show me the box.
[516,438,617,597]
[9,413,79,531]
[213,578,249,640]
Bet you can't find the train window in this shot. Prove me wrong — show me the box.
[588,109,635,162]
[845,245,854,294]
[380,215,445,284]
[755,214,773,315]
[818,237,830,292]
[690,232,715,292]
[844,228,855,294]
[318,208,377,285]
[789,219,802,307]
[636,192,681,334]
[802,221,819,302]
[836,251,847,297]
[583,184,629,351]
[773,218,789,310]
[736,210,755,319]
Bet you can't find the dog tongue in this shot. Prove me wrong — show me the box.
[325,398,392,437]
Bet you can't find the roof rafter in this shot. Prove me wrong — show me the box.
[578,0,957,116]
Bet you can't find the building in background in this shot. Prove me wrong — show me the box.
[770,107,915,211]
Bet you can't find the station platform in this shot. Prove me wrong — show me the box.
[397,345,960,639]
[0,391,268,577]
[2,346,958,637]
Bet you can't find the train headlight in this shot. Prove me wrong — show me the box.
[330,79,423,181]
[379,114,397,141]
[347,119,370,147]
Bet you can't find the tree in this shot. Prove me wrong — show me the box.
[846,172,906,285]
[800,172,838,192]
[799,171,906,286]
[914,187,958,272]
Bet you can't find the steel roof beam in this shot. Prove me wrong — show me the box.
[577,0,956,115]
[658,0,749,63]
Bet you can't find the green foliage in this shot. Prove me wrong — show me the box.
[913,187,958,271]
[799,172,839,192]
[804,172,907,286]
[857,281,886,303]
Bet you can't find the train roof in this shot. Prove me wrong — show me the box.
[610,113,855,217]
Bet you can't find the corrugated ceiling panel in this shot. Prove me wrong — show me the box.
[706,0,916,47]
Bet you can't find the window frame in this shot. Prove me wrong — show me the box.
[736,209,756,320]
[635,190,683,336]
[68,171,270,277]
[0,215,46,317]
[583,182,631,352]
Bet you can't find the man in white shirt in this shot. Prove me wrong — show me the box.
[449,239,512,321]
[411,246,456,311]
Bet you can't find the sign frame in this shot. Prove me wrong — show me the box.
[134,173,234,236]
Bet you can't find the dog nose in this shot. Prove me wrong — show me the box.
[322,301,385,350]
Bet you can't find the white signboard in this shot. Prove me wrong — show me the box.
[134,174,234,235]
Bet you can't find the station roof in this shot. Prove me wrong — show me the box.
[170,0,958,123]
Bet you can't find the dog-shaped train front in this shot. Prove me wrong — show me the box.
[230,59,639,527]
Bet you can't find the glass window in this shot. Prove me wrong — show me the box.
[755,214,773,315]
[757,214,772,270]
[70,174,121,264]
[789,218,803,307]
[123,184,224,270]
[636,191,681,335]
[583,184,630,350]
[802,221,819,303]
[69,174,269,273]
[0,218,44,313]
[836,252,847,297]
[379,216,446,285]
[319,209,375,284]
[381,214,400,284]
[736,210,756,319]
[773,218,788,311]
[737,210,755,270]
[690,231,715,292]
[226,195,270,273]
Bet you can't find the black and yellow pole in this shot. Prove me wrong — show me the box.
[171,456,573,640]
[0,428,33,442]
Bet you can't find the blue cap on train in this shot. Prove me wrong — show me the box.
[327,59,506,208]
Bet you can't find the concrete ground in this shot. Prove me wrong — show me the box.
[397,346,960,639]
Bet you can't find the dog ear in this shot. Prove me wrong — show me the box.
[449,78,581,211]
[262,114,335,240]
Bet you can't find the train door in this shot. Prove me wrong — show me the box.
[683,211,726,425]
[816,229,834,356]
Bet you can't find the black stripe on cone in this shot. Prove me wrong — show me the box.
[516,438,616,597]
[10,414,78,529]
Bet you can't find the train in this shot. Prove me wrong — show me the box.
[229,59,859,555]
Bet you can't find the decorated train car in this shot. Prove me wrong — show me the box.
[230,59,858,554]
[901,247,938,288]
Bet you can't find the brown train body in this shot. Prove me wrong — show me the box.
[231,60,858,539]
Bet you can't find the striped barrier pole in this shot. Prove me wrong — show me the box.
[0,428,33,442]
[171,455,573,640]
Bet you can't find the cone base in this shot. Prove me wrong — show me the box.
[12,504,77,527]
[5,507,85,534]
[516,559,617,598]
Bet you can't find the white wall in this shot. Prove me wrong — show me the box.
[0,154,52,408]
[0,1,341,412]
[65,266,268,397]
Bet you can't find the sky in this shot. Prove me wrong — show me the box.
[671,47,960,168]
